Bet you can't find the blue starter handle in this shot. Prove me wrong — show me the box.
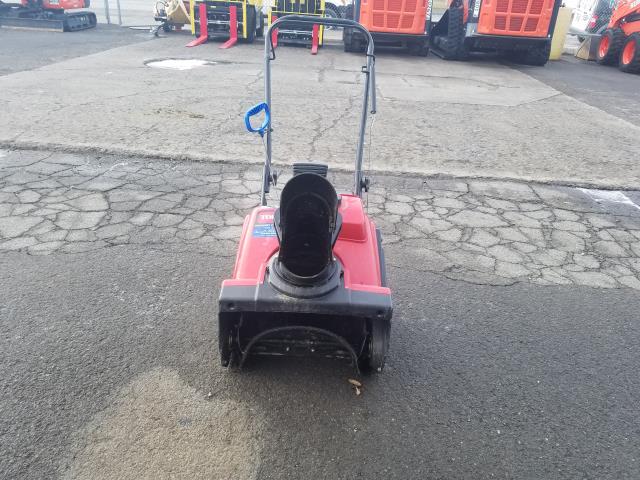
[244,102,270,137]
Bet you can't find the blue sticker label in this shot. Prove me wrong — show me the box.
[252,223,276,237]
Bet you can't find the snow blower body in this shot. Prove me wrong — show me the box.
[218,16,392,373]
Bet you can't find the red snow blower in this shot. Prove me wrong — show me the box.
[218,16,392,374]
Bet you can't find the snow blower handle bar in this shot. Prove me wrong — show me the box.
[259,15,377,205]
[264,16,376,115]
[244,102,270,137]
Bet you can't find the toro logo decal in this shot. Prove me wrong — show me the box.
[253,210,276,237]
[257,213,274,223]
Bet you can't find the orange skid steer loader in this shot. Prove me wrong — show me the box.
[430,0,562,65]
[343,0,432,55]
[596,0,640,73]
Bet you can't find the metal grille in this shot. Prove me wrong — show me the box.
[509,17,523,29]
[530,0,544,14]
[511,0,527,13]
[387,13,400,27]
[373,12,385,26]
[365,0,427,33]
[525,17,538,31]
[491,0,549,33]
[388,0,402,12]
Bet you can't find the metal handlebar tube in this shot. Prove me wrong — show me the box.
[261,15,376,205]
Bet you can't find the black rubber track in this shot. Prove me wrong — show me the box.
[434,4,468,60]
[507,41,551,66]
[342,4,362,52]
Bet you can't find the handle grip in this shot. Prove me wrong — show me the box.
[244,102,270,136]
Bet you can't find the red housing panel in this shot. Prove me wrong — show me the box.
[359,0,428,34]
[222,195,390,295]
[477,0,555,37]
[41,0,87,8]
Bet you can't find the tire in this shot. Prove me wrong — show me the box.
[438,5,468,60]
[343,4,357,52]
[408,38,430,56]
[343,3,355,21]
[219,324,236,367]
[256,10,264,37]
[344,35,365,53]
[597,28,624,65]
[361,318,391,373]
[619,33,640,74]
[343,28,355,52]
[508,41,551,66]
[324,2,340,29]
[242,6,256,43]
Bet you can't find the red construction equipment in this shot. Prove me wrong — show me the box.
[596,0,640,73]
[311,22,319,54]
[271,14,279,47]
[270,15,320,54]
[187,0,263,47]
[220,4,238,47]
[0,0,96,31]
[267,0,325,54]
[187,2,209,46]
[343,0,431,55]
[430,0,562,65]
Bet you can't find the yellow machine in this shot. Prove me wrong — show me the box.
[189,0,264,45]
[267,0,325,49]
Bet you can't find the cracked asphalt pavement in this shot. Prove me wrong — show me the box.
[1,32,640,187]
[1,149,640,290]
[2,148,640,479]
[2,25,640,480]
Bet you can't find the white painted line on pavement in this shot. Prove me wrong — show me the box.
[579,188,640,210]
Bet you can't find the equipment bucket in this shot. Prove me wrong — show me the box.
[549,7,573,60]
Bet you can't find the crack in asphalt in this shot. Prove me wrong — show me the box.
[1,149,639,290]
